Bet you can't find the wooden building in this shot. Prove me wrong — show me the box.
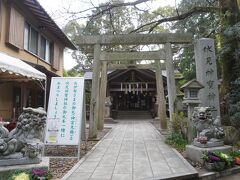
[84,68,172,119]
[0,0,76,121]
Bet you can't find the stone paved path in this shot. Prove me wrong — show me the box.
[62,120,198,180]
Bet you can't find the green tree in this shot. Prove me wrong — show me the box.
[62,0,240,97]
[63,20,93,72]
[62,20,84,41]
[171,0,220,83]
[219,0,240,94]
[64,0,175,72]
[84,0,136,35]
[60,0,240,127]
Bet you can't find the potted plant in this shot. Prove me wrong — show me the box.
[214,151,234,168]
[236,157,240,165]
[230,150,240,165]
[11,172,31,180]
[32,168,52,180]
[202,152,226,171]
[11,168,52,180]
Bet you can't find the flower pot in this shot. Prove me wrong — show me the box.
[204,161,225,171]
[37,177,46,180]
[214,161,225,171]
[235,157,240,165]
[204,162,215,171]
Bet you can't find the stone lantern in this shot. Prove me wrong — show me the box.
[181,79,204,141]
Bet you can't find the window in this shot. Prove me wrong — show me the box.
[190,89,198,98]
[184,90,188,98]
[24,24,29,49]
[24,23,53,63]
[40,36,46,59]
[30,28,38,54]
[24,23,38,54]
[45,40,51,63]
[40,36,52,63]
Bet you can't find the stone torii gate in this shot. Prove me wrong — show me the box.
[76,33,193,138]
[100,50,167,130]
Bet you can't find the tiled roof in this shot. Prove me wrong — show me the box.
[22,0,77,50]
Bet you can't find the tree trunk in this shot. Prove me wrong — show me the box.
[220,0,240,93]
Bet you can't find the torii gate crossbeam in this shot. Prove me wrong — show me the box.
[76,33,192,45]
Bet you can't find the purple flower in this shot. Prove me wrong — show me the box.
[32,168,47,176]
[209,155,221,162]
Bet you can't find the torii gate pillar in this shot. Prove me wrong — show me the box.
[89,44,101,139]
[98,61,108,130]
[155,60,167,129]
[165,43,176,121]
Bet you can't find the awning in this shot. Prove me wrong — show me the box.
[0,52,46,82]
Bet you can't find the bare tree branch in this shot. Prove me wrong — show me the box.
[133,5,149,12]
[91,0,150,19]
[130,6,219,33]
[67,0,151,20]
[109,9,117,34]
[175,0,179,17]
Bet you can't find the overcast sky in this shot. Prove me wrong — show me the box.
[38,0,178,26]
[37,0,178,70]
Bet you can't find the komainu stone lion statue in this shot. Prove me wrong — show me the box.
[191,107,225,147]
[0,107,46,166]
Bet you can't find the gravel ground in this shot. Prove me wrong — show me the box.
[45,128,110,180]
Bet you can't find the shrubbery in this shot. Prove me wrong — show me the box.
[165,132,188,152]
[165,112,188,152]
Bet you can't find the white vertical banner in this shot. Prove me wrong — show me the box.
[45,77,85,145]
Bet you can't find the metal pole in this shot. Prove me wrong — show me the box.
[44,78,47,110]
[42,78,47,158]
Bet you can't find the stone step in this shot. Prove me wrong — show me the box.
[117,111,152,119]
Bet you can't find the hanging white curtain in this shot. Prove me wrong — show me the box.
[136,83,139,95]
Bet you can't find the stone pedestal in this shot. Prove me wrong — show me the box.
[104,117,117,124]
[192,138,224,148]
[104,105,117,123]
[105,105,111,119]
[0,156,41,166]
[186,145,232,163]
[186,103,200,142]
[0,157,49,179]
